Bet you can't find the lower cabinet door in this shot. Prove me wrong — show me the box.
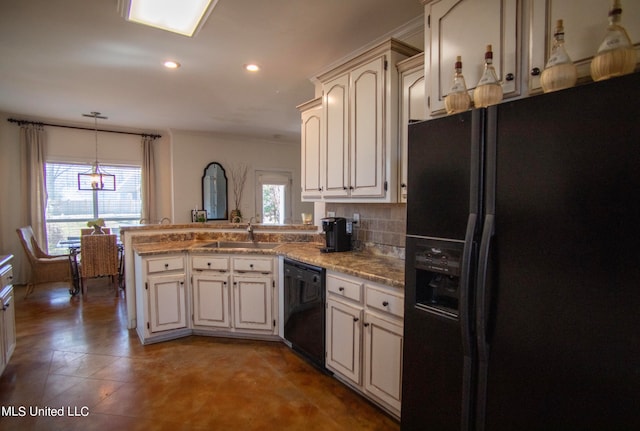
[147,273,187,333]
[192,273,230,328]
[326,298,363,385]
[363,312,403,412]
[233,275,273,331]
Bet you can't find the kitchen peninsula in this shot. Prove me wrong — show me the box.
[122,222,405,418]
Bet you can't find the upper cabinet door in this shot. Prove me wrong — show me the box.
[427,0,520,116]
[300,99,323,201]
[350,56,386,198]
[322,74,350,198]
[529,0,640,93]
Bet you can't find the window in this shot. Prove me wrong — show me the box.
[255,170,292,224]
[45,162,142,253]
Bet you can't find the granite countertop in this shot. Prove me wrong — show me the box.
[0,254,13,268]
[133,241,405,289]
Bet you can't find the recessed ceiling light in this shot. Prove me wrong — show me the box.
[245,64,260,72]
[118,0,218,37]
[164,60,180,69]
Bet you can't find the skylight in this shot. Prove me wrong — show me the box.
[119,0,217,37]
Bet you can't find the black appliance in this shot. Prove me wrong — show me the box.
[321,217,351,253]
[402,73,640,431]
[283,258,326,369]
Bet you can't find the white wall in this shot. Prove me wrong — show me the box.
[171,130,312,224]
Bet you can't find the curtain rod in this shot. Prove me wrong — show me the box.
[7,118,161,139]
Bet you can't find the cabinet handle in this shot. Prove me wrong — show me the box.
[505,73,514,81]
[401,183,406,188]
[318,187,322,192]
[349,186,354,190]
[343,186,348,190]
[339,287,345,292]
[353,317,359,322]
[364,322,369,327]
[531,67,541,76]
[382,301,389,307]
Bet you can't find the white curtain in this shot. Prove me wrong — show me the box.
[141,136,157,223]
[19,124,47,243]
[18,124,48,282]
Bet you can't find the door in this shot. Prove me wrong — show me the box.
[233,275,273,331]
[477,74,640,430]
[192,273,230,328]
[350,56,385,198]
[300,101,323,200]
[148,273,187,333]
[402,109,484,431]
[322,73,350,197]
[326,299,362,385]
[363,312,403,412]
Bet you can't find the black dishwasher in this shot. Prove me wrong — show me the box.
[283,259,326,369]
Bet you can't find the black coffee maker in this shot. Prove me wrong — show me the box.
[321,217,351,253]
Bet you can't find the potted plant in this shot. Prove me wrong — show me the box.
[87,218,105,234]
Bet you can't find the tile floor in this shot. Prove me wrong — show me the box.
[0,280,400,430]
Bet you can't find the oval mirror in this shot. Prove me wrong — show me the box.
[202,162,228,220]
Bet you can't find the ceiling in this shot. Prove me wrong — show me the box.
[0,0,424,142]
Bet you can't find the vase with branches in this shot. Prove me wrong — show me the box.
[230,163,248,223]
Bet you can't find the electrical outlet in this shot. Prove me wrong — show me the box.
[353,213,360,224]
[327,211,335,217]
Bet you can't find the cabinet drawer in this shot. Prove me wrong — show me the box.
[366,285,403,318]
[192,255,229,272]
[233,257,272,273]
[1,266,13,287]
[327,274,363,303]
[146,256,184,274]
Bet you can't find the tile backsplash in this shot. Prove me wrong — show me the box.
[325,203,406,259]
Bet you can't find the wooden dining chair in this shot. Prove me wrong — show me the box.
[16,226,73,297]
[80,227,111,236]
[80,234,119,296]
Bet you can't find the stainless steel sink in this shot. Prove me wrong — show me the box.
[203,241,281,250]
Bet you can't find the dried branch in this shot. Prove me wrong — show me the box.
[230,163,248,210]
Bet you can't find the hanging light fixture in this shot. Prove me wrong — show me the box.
[77,112,116,191]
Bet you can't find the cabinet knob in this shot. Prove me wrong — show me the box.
[401,183,406,189]
[318,187,322,192]
[382,301,389,307]
[364,322,370,327]
[164,263,169,269]
[207,262,211,267]
[505,73,514,81]
[339,287,345,292]
[531,67,541,76]
[353,317,359,322]
[249,264,254,268]
[343,186,348,190]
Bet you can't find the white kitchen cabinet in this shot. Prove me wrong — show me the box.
[397,53,426,203]
[298,97,323,201]
[326,297,363,385]
[424,0,520,116]
[317,38,421,202]
[135,253,190,343]
[0,258,16,376]
[232,256,275,333]
[528,0,640,93]
[325,270,404,418]
[191,255,231,328]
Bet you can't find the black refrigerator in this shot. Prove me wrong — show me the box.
[401,72,640,431]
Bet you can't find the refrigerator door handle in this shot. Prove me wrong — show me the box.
[476,213,494,359]
[474,213,494,431]
[459,212,477,431]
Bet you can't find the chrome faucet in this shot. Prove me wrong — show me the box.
[247,222,255,242]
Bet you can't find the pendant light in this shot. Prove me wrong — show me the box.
[77,112,116,191]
